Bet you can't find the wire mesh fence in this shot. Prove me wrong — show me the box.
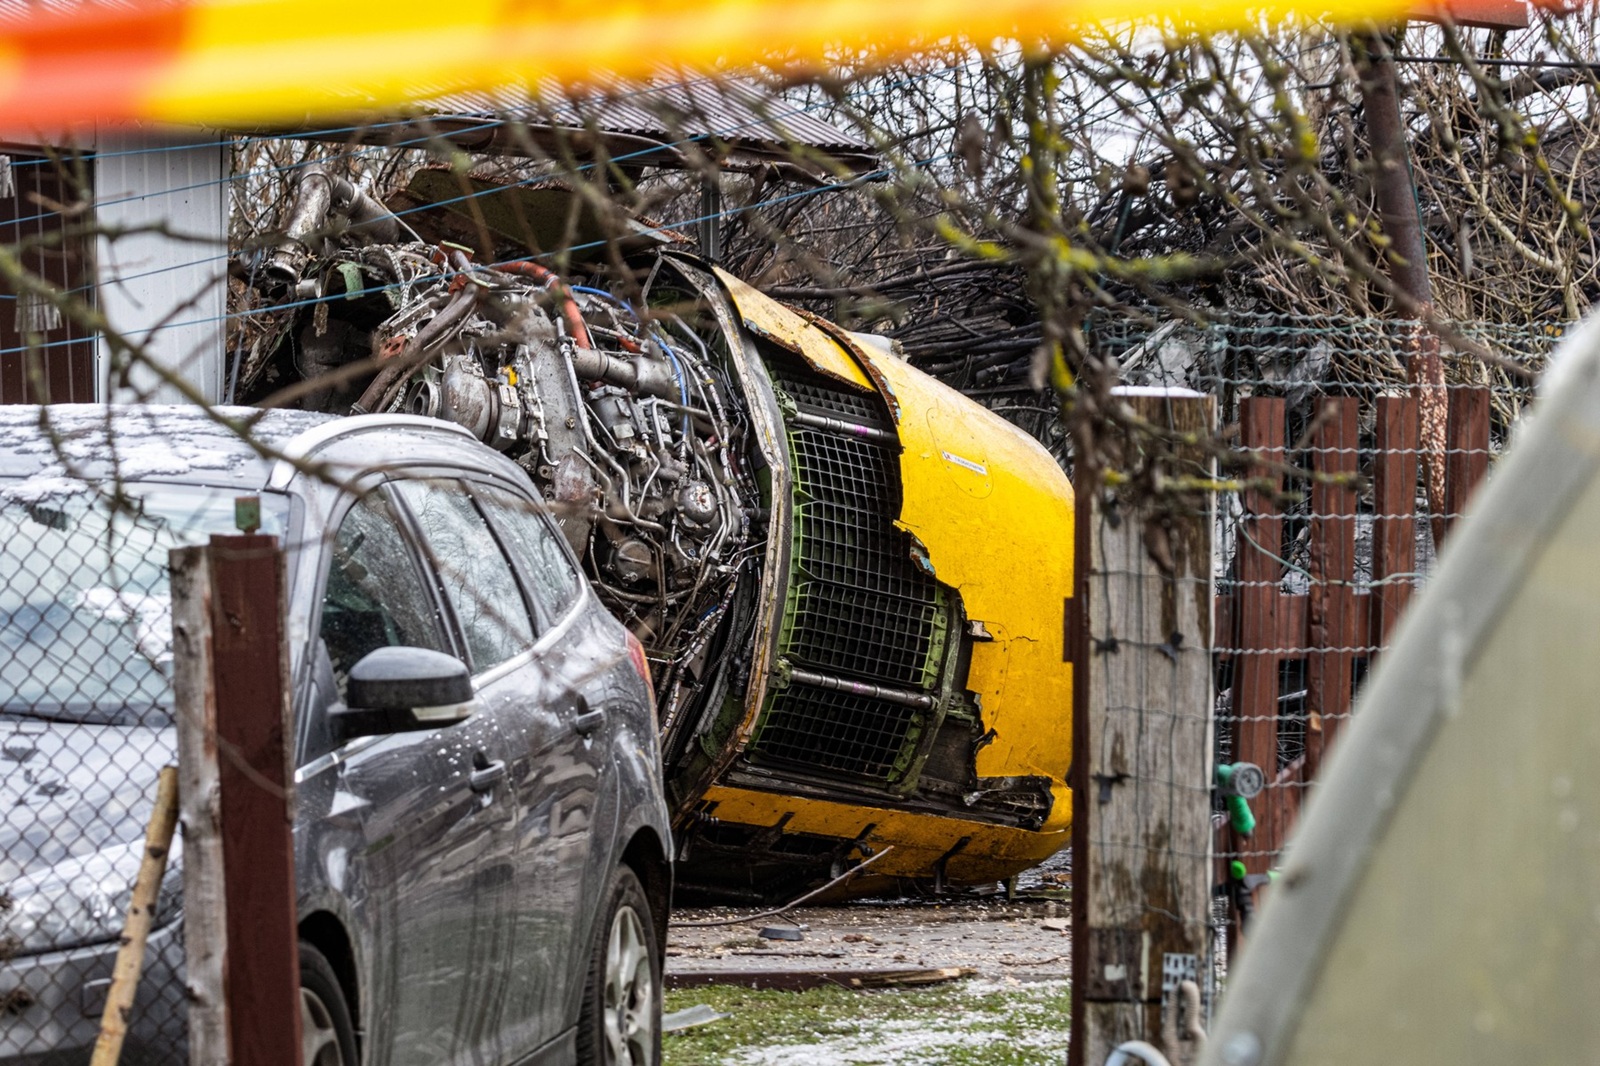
[0,408,305,1064]
[0,480,190,1060]
[1080,308,1560,992]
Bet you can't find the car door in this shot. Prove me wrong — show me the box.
[310,488,518,1066]
[388,476,555,1061]
[466,480,614,1049]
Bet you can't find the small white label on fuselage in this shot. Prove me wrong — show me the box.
[940,450,988,476]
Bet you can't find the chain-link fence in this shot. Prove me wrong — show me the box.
[0,407,304,1064]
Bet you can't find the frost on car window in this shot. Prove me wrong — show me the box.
[0,483,286,726]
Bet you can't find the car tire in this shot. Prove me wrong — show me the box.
[576,865,662,1066]
[300,940,359,1066]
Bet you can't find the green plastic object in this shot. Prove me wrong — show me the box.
[234,495,261,534]
[1230,860,1248,881]
[1217,764,1257,836]
[1227,794,1257,836]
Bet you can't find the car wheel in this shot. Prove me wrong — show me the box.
[577,865,662,1066]
[300,940,358,1066]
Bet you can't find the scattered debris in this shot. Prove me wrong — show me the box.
[661,1004,728,1033]
[668,967,975,992]
[758,926,805,942]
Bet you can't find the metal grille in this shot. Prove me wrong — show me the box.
[767,364,888,427]
[796,502,931,594]
[745,354,946,783]
[787,428,942,685]
[789,428,892,510]
[787,581,938,686]
[751,681,922,779]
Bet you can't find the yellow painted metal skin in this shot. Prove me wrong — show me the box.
[713,268,874,392]
[708,285,1075,885]
[701,784,1070,883]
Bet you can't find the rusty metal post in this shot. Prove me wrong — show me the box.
[209,534,302,1066]
[1070,388,1215,1066]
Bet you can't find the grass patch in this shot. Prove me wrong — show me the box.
[663,979,1070,1065]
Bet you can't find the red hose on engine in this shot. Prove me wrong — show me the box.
[499,260,594,350]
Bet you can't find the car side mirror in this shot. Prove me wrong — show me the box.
[331,646,475,740]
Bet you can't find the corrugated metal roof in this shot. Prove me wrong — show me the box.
[424,71,872,155]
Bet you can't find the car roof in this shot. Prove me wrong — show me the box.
[0,404,336,492]
[0,404,518,498]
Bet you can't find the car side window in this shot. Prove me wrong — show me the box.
[393,479,535,673]
[474,484,584,620]
[319,492,448,695]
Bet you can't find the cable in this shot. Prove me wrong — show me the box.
[1395,53,1600,72]
[672,846,895,927]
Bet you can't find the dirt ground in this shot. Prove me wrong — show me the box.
[666,850,1072,985]
[662,851,1075,1056]
[661,857,1073,1065]
[666,897,1072,984]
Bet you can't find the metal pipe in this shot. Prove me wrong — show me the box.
[262,165,402,288]
[498,260,594,349]
[790,410,896,443]
[1103,1042,1173,1066]
[785,667,935,709]
[350,284,478,415]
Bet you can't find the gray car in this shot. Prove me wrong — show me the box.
[0,405,671,1066]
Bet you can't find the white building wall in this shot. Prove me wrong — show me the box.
[94,128,229,404]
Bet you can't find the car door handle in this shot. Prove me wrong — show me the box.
[469,759,507,793]
[573,708,607,737]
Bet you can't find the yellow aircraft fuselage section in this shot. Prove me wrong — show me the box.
[848,338,1076,830]
[700,785,1071,883]
[699,284,1075,889]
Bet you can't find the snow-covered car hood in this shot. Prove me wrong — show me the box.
[0,721,174,883]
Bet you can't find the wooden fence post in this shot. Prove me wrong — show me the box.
[170,546,231,1066]
[1370,393,1419,648]
[1305,397,1358,779]
[1231,398,1285,866]
[1071,388,1214,1066]
[1444,385,1492,540]
[209,534,302,1066]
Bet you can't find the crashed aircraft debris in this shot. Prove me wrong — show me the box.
[238,166,1075,902]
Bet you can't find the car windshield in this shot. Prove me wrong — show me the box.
[0,481,287,726]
